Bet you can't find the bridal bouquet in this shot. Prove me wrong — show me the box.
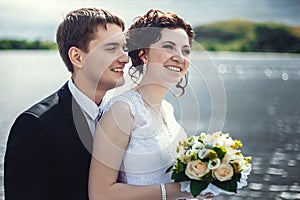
[167,131,252,197]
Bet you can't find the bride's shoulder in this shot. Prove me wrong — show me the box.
[162,99,175,113]
[103,89,140,115]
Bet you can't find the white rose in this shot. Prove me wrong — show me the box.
[185,160,209,180]
[213,162,234,182]
[199,132,206,140]
[222,153,232,163]
[192,142,204,152]
[232,153,245,171]
[208,158,221,170]
[198,148,210,159]
[185,149,194,156]
[189,135,199,145]
[223,138,235,149]
[203,135,214,144]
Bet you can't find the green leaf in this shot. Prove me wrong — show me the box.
[175,161,186,173]
[202,172,214,182]
[212,146,227,160]
[190,181,209,198]
[165,165,174,173]
[171,171,190,182]
[212,173,241,193]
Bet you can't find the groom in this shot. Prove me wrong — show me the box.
[4,7,128,200]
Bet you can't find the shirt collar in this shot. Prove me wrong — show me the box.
[68,79,104,121]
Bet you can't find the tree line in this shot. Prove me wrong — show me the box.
[1,20,300,53]
[0,39,56,50]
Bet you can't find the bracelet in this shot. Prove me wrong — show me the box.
[160,183,167,200]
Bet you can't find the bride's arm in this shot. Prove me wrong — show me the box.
[88,101,189,200]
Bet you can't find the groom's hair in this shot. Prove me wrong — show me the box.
[56,7,124,72]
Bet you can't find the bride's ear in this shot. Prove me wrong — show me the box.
[138,49,148,65]
[68,46,84,70]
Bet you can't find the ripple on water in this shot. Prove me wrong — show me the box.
[253,167,263,175]
[235,65,244,74]
[248,191,264,198]
[284,126,292,133]
[290,183,300,192]
[267,167,287,175]
[269,185,289,192]
[282,171,288,178]
[264,68,273,78]
[277,119,284,127]
[273,151,287,161]
[252,157,263,174]
[286,143,294,151]
[282,72,289,81]
[249,183,264,191]
[264,174,271,181]
[270,157,280,165]
[252,157,263,164]
[294,144,299,152]
[279,191,300,200]
[218,64,227,73]
[297,126,300,134]
[270,151,291,165]
[268,106,276,115]
[287,160,297,167]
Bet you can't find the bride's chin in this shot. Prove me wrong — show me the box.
[161,78,182,87]
[164,73,182,83]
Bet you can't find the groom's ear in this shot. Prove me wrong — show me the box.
[68,46,84,69]
[138,49,148,64]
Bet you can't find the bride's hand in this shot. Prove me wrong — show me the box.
[178,192,214,200]
[196,192,214,199]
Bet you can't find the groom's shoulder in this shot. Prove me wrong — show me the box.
[26,92,59,117]
[24,83,70,119]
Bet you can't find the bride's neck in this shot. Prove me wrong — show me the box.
[136,84,168,106]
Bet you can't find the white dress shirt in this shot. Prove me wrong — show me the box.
[68,79,109,137]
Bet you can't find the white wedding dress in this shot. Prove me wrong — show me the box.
[104,89,187,185]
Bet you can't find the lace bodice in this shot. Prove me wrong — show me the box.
[104,90,187,185]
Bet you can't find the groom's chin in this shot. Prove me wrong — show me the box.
[114,79,126,88]
[109,78,126,90]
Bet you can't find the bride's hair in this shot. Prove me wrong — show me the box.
[126,9,194,96]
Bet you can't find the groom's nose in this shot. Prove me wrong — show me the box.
[118,52,129,64]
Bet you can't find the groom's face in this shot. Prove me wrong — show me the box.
[81,23,129,91]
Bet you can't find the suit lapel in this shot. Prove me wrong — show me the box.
[59,82,93,154]
[72,98,93,154]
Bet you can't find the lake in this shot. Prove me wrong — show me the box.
[0,50,300,199]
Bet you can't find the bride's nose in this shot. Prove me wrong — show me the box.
[171,51,184,63]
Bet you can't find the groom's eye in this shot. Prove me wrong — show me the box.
[104,42,121,53]
[105,46,117,52]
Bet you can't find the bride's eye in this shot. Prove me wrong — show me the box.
[162,44,174,50]
[182,48,191,56]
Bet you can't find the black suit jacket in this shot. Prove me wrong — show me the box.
[4,82,93,200]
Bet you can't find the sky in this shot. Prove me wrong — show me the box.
[1,0,300,41]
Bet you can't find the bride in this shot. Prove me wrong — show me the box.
[89,9,214,200]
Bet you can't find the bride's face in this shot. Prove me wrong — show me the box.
[142,28,191,86]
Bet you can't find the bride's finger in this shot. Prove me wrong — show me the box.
[198,192,214,199]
